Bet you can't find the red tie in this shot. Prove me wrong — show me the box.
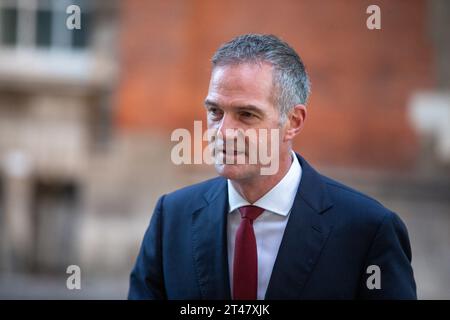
[233,205,265,300]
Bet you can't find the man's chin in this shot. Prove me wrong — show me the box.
[214,163,259,181]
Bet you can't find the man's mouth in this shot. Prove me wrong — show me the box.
[220,149,246,156]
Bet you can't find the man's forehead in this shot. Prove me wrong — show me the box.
[208,63,274,103]
[210,62,273,82]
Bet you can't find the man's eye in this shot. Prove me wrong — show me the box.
[208,108,223,118]
[240,111,255,118]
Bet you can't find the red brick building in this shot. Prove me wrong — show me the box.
[116,0,437,170]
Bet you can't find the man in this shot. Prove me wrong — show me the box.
[128,34,416,299]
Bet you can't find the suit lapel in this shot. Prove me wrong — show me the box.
[191,177,231,299]
[190,154,333,300]
[265,154,334,299]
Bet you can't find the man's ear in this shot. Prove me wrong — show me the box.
[283,104,307,142]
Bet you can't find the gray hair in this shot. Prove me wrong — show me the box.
[211,34,311,123]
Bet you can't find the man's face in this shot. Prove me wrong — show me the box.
[205,62,286,181]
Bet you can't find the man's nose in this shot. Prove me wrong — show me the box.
[217,113,239,139]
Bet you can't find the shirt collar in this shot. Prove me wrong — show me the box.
[227,150,302,216]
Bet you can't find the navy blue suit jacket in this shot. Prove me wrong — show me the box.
[128,154,416,299]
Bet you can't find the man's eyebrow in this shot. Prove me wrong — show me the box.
[204,100,263,114]
[204,99,219,108]
[235,105,263,114]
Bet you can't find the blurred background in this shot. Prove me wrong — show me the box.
[0,0,448,299]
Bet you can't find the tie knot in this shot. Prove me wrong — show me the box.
[238,205,264,221]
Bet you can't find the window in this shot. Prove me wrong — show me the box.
[36,6,52,47]
[0,6,18,45]
[0,0,90,51]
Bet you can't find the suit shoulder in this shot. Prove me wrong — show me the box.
[159,176,225,215]
[322,175,382,206]
[320,174,393,226]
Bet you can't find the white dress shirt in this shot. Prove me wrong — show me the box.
[227,151,302,300]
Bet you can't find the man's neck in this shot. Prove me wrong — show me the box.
[231,151,294,204]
